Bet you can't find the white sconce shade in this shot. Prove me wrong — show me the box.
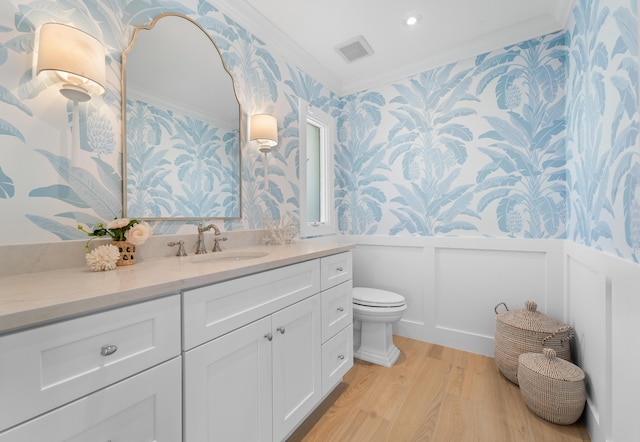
[35,23,106,102]
[250,114,278,153]
[250,114,278,190]
[35,23,106,169]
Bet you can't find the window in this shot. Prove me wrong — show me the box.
[299,100,335,238]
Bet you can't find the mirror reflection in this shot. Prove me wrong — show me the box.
[122,13,241,220]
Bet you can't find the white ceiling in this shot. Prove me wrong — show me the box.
[216,0,575,96]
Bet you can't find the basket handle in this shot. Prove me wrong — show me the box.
[542,325,575,347]
[494,302,509,315]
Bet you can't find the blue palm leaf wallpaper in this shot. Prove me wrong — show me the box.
[335,33,567,239]
[566,0,639,261]
[125,98,240,218]
[0,0,638,264]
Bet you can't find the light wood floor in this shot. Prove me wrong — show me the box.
[289,336,590,442]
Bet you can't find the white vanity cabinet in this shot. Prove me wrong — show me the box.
[184,294,321,442]
[182,259,322,442]
[0,294,182,441]
[0,245,353,442]
[183,252,352,442]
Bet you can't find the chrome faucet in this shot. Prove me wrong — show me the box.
[196,223,217,254]
[196,223,227,254]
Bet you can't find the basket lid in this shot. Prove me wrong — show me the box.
[496,300,569,333]
[518,348,585,381]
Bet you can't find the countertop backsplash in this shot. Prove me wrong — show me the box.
[0,229,268,278]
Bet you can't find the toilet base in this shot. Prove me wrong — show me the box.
[354,321,401,367]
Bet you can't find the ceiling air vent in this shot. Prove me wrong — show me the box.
[335,35,374,63]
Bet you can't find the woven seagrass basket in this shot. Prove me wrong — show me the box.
[518,348,585,425]
[494,300,573,385]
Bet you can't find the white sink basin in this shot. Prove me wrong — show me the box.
[184,250,269,263]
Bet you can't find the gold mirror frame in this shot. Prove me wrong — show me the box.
[121,12,242,221]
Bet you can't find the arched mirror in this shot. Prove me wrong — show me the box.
[122,13,241,220]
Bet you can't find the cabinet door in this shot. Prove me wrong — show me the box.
[272,295,322,441]
[0,357,182,441]
[0,295,181,431]
[184,316,272,442]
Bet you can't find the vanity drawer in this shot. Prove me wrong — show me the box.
[0,295,181,431]
[320,251,352,291]
[183,259,320,350]
[322,324,353,396]
[0,357,182,441]
[321,280,353,343]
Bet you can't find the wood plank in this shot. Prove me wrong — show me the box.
[291,336,590,442]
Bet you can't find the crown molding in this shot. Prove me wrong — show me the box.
[338,13,567,96]
[213,1,574,98]
[554,0,577,28]
[213,0,342,94]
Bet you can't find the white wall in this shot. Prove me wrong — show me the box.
[347,236,639,442]
[347,236,564,356]
[565,241,640,442]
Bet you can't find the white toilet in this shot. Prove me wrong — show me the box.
[352,287,407,367]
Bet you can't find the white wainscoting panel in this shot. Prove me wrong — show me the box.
[347,236,564,356]
[565,241,640,442]
[435,247,547,338]
[351,238,427,327]
[566,253,609,437]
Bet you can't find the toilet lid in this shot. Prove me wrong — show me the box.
[353,287,405,307]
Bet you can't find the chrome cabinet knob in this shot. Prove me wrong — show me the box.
[277,326,286,334]
[337,307,344,312]
[336,266,344,272]
[338,354,345,360]
[264,333,273,341]
[100,345,118,356]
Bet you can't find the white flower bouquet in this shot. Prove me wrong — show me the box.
[78,217,153,252]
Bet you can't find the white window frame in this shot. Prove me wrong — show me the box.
[299,99,335,238]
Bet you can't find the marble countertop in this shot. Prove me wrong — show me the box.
[0,241,354,335]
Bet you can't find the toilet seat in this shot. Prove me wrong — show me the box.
[353,287,405,308]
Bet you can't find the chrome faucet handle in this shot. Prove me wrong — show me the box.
[167,241,187,256]
[212,236,228,252]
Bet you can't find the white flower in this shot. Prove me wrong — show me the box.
[85,244,120,272]
[107,218,130,229]
[125,221,153,245]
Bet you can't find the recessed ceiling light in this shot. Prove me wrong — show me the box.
[404,14,422,27]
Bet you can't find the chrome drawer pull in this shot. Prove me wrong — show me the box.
[338,354,345,360]
[100,345,118,356]
[277,326,286,334]
[336,266,344,272]
[337,307,344,312]
[264,333,273,341]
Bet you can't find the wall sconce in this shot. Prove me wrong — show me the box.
[35,23,106,167]
[249,114,278,190]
